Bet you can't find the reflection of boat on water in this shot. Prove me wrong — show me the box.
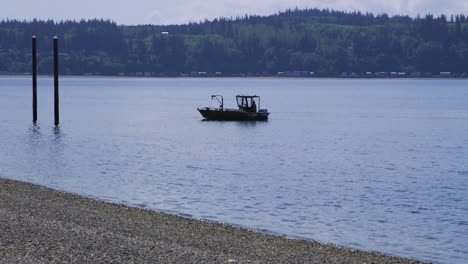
[197,95,269,121]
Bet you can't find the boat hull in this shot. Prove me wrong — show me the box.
[198,108,269,121]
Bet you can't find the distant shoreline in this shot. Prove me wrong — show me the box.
[1,74,467,80]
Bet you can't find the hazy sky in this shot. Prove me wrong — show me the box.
[3,0,468,25]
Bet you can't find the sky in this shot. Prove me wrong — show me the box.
[2,0,468,25]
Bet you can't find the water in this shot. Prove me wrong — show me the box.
[1,77,467,263]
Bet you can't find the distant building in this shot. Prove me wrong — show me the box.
[190,71,208,77]
[375,72,388,77]
[161,32,169,35]
[293,71,309,77]
[422,72,433,77]
[440,72,451,77]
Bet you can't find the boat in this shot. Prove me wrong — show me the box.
[197,95,270,121]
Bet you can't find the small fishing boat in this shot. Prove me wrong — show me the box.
[197,95,269,121]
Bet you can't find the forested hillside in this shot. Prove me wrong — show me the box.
[2,8,468,76]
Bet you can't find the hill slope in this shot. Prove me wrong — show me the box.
[1,9,468,75]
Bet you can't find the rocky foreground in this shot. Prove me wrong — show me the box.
[0,177,428,263]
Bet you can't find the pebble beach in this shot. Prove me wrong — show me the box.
[0,177,428,263]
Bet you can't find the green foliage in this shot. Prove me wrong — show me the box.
[1,9,468,75]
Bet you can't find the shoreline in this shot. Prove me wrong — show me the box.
[0,177,427,263]
[0,74,467,80]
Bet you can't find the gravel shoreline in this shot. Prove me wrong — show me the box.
[0,177,428,263]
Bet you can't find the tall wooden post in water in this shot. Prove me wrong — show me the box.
[32,36,37,123]
[53,36,59,126]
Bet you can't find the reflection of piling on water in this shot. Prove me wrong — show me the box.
[53,36,60,126]
[32,36,37,123]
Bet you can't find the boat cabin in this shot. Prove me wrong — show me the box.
[236,95,260,112]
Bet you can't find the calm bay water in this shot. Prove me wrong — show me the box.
[1,77,467,263]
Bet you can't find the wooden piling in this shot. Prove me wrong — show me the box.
[53,36,59,126]
[32,36,37,123]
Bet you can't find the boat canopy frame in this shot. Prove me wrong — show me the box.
[236,95,261,111]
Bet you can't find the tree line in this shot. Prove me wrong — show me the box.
[2,8,468,76]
